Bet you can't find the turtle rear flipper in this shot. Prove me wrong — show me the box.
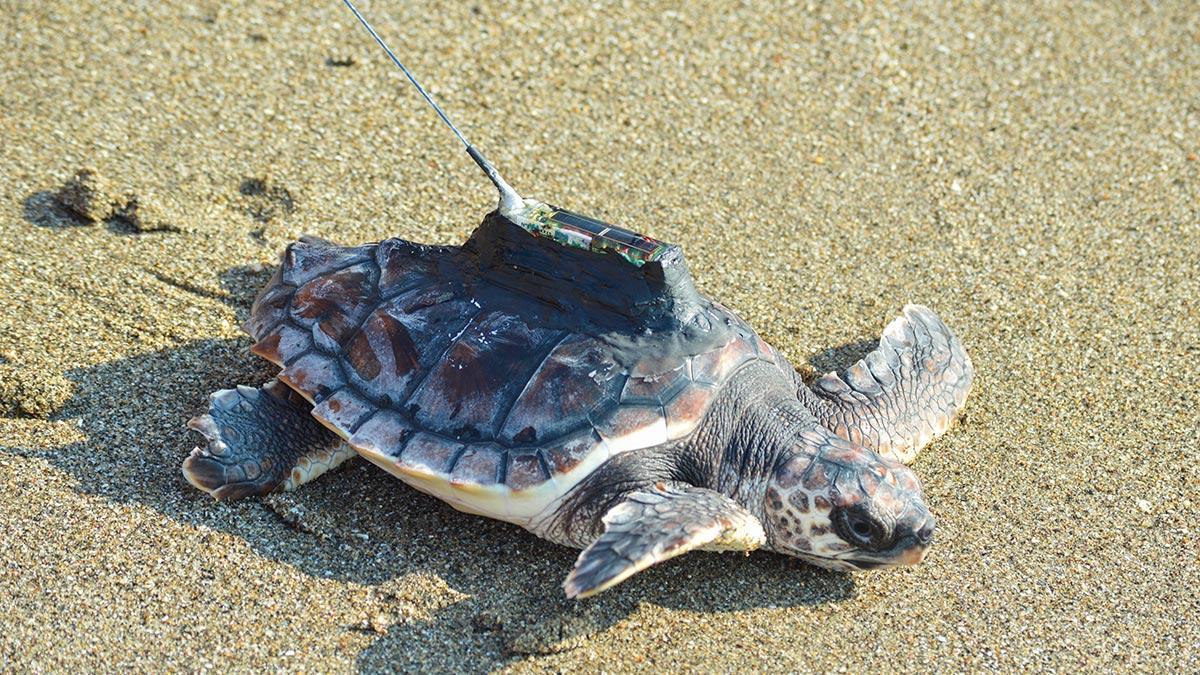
[563,484,765,599]
[183,380,355,501]
[802,304,974,464]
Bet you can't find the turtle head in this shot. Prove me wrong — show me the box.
[763,436,935,571]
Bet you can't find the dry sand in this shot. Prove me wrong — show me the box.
[1,0,1197,671]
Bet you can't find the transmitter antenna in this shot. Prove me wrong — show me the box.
[340,0,522,212]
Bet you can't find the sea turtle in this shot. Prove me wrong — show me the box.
[182,2,974,598]
[182,200,973,596]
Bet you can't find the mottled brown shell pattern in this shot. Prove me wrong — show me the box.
[243,238,783,521]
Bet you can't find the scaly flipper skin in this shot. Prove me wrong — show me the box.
[183,379,356,500]
[801,304,974,464]
[563,484,766,599]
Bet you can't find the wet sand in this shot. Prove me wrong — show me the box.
[1,1,1197,671]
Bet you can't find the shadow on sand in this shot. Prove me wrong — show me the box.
[21,189,148,235]
[806,339,879,381]
[0,266,858,669]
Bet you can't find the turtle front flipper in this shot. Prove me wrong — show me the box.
[183,379,355,501]
[801,304,974,464]
[563,484,766,599]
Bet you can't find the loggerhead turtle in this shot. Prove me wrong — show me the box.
[182,2,974,598]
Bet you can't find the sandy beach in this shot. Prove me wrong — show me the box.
[1,0,1197,671]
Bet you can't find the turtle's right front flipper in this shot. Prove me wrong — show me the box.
[183,379,355,501]
[563,484,766,599]
[800,304,974,464]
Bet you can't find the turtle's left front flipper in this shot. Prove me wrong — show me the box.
[563,484,765,599]
[183,379,356,501]
[800,304,974,464]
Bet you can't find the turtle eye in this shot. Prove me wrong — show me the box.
[850,516,873,541]
[834,506,889,550]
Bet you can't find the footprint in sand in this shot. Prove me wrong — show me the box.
[238,176,297,224]
[23,167,182,234]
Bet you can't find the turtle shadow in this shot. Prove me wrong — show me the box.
[0,273,855,669]
[357,554,855,669]
[137,263,272,329]
[0,337,457,587]
[217,265,275,324]
[806,339,878,379]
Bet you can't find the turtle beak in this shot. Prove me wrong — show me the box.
[896,545,928,566]
[846,542,927,570]
[890,514,936,566]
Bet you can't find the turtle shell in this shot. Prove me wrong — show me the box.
[243,213,786,525]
